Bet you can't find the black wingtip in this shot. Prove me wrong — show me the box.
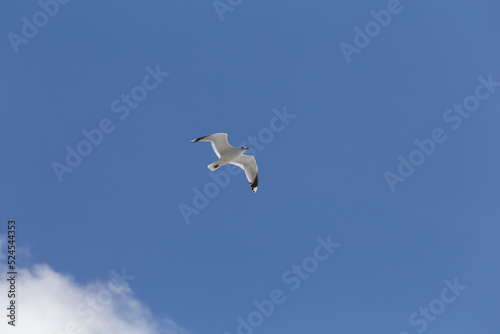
[190,135,208,143]
[250,174,258,192]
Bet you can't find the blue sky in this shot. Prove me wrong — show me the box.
[1,0,500,333]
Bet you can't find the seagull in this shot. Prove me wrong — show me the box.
[191,133,259,192]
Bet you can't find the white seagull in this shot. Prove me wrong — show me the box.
[191,133,259,192]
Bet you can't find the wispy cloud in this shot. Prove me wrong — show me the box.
[0,238,187,334]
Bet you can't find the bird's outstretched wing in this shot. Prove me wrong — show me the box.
[191,133,233,158]
[231,155,259,192]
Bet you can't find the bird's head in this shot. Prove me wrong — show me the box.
[240,146,250,151]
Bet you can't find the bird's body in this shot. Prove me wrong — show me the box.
[207,146,248,171]
[191,133,259,192]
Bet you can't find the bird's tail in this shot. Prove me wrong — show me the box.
[207,162,220,171]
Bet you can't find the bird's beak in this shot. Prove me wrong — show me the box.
[245,148,250,150]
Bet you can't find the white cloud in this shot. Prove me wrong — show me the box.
[0,238,187,334]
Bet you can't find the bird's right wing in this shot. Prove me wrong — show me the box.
[231,155,258,192]
[190,133,233,158]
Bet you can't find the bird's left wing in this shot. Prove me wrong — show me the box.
[191,133,232,158]
[231,155,258,192]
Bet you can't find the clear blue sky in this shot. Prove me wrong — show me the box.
[1,0,500,333]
